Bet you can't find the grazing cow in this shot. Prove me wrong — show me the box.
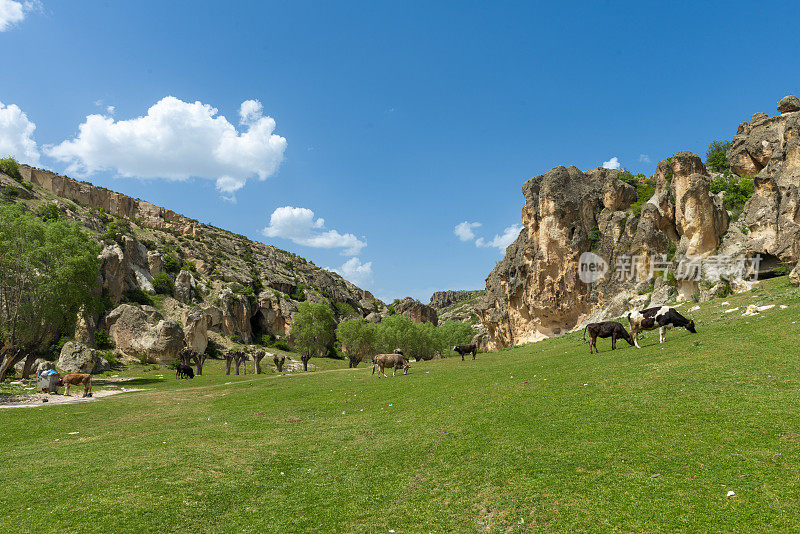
[58,373,92,397]
[453,344,477,361]
[583,321,635,354]
[176,363,194,379]
[627,306,697,348]
[371,353,410,377]
[393,348,404,356]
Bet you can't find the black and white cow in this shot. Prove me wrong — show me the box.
[627,306,697,348]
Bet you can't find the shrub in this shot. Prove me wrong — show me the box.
[631,179,656,216]
[2,186,20,199]
[103,351,118,367]
[588,225,601,250]
[0,157,21,179]
[272,339,291,351]
[153,272,174,295]
[705,140,732,173]
[335,302,357,318]
[162,253,181,274]
[35,203,61,221]
[710,173,754,221]
[95,329,113,349]
[123,289,154,306]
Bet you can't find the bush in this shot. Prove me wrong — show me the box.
[35,203,61,221]
[95,329,113,349]
[588,225,601,250]
[103,351,118,367]
[162,253,181,274]
[335,302,357,318]
[272,339,291,351]
[152,272,174,295]
[0,157,21,179]
[710,173,754,221]
[123,289,154,306]
[1,186,20,199]
[705,140,732,173]
[631,179,656,216]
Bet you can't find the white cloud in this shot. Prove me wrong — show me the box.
[0,100,40,165]
[602,156,621,170]
[0,0,34,31]
[454,221,481,242]
[106,105,115,115]
[639,153,651,164]
[332,257,373,286]
[476,224,522,253]
[262,206,366,256]
[46,96,287,195]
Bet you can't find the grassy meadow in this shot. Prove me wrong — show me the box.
[2,277,800,532]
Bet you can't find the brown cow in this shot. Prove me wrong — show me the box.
[59,373,92,397]
[371,354,410,378]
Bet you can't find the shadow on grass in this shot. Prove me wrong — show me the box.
[94,377,166,387]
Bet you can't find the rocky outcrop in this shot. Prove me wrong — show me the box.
[251,291,296,338]
[182,308,210,354]
[105,304,185,363]
[98,236,158,304]
[726,96,800,263]
[174,270,196,303]
[394,297,438,326]
[477,157,730,350]
[429,290,483,310]
[777,95,800,114]
[218,288,253,342]
[58,341,109,374]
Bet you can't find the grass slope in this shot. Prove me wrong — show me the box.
[2,278,800,533]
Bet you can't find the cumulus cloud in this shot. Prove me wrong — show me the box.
[639,153,651,164]
[262,206,366,256]
[602,156,621,170]
[46,96,287,195]
[332,257,373,286]
[454,221,481,242]
[475,224,522,252]
[0,0,35,31]
[0,100,40,165]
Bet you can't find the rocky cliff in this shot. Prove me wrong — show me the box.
[3,165,387,363]
[477,96,800,350]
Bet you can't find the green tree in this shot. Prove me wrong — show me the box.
[290,301,336,371]
[0,157,21,180]
[152,272,175,295]
[437,320,477,356]
[0,205,101,380]
[375,314,417,355]
[705,140,732,173]
[336,317,378,368]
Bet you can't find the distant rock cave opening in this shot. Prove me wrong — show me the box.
[755,253,785,280]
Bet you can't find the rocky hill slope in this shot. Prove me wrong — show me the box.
[1,165,388,363]
[477,95,800,350]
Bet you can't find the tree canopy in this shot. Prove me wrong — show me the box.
[0,204,101,380]
[290,301,337,371]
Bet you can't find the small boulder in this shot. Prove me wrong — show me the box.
[174,270,196,303]
[58,341,109,374]
[777,95,800,114]
[790,261,800,286]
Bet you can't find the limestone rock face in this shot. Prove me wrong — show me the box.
[429,290,483,310]
[147,251,164,276]
[727,105,800,262]
[98,237,159,304]
[777,95,800,114]
[219,288,253,343]
[182,308,210,354]
[58,341,109,374]
[105,304,185,363]
[251,291,296,338]
[394,297,438,325]
[174,270,196,303]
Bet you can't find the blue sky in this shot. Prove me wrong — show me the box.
[1,1,798,302]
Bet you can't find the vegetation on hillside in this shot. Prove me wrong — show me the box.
[705,139,732,173]
[710,172,755,221]
[0,204,101,380]
[0,157,21,180]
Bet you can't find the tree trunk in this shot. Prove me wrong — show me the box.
[21,352,37,379]
[302,355,309,371]
[196,354,206,376]
[225,356,232,375]
[0,347,24,382]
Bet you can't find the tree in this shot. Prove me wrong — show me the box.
[336,318,377,368]
[705,140,732,173]
[290,301,336,371]
[375,314,417,355]
[0,205,101,380]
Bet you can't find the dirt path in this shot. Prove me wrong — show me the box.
[0,388,146,409]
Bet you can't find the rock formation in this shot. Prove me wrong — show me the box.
[58,341,110,374]
[428,290,483,310]
[394,297,438,325]
[105,304,185,364]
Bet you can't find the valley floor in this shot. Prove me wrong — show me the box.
[2,277,800,532]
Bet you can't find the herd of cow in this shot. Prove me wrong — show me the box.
[583,306,697,354]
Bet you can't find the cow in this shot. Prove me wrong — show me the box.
[58,373,92,397]
[583,321,635,354]
[453,344,477,361]
[371,353,410,378]
[627,306,697,348]
[176,363,194,379]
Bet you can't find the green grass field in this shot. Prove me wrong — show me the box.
[2,278,800,533]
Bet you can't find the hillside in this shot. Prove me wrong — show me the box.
[0,164,388,363]
[2,276,799,532]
